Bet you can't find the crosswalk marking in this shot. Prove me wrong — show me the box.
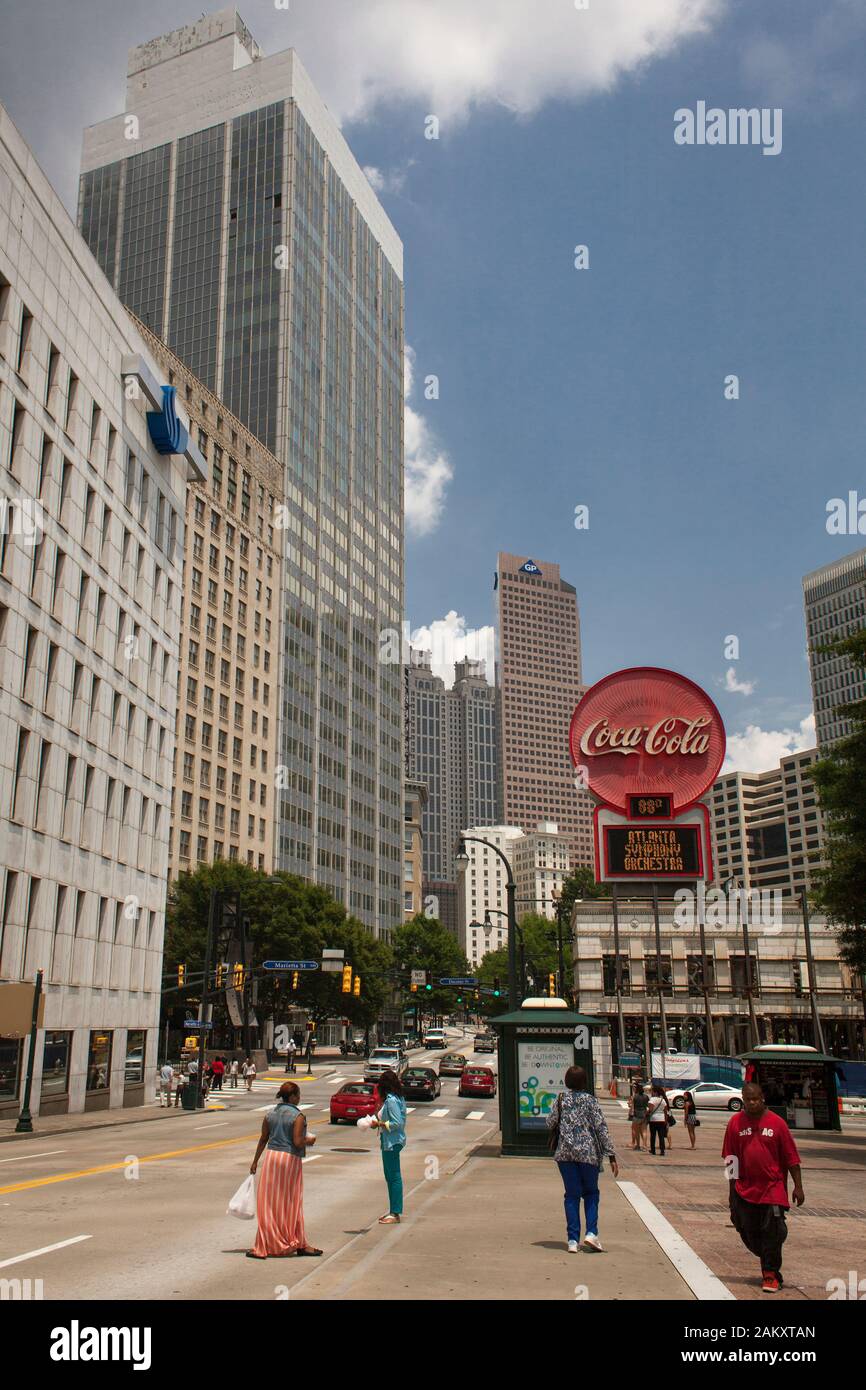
[327,1077,346,1086]
[405,1107,416,1114]
[430,1108,450,1118]
[465,1111,486,1120]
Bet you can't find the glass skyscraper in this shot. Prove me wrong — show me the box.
[78,10,404,936]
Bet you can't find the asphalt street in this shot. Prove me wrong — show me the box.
[0,1030,497,1301]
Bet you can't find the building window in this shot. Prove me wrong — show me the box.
[0,1038,23,1101]
[86,1031,112,1091]
[41,1031,72,1098]
[125,1030,146,1084]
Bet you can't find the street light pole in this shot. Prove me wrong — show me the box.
[611,885,626,1055]
[14,970,43,1133]
[457,836,519,1008]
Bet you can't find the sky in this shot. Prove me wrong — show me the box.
[2,0,865,772]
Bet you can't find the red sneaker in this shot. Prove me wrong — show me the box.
[761,1270,780,1293]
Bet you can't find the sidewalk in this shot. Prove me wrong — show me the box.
[0,1066,336,1144]
[290,1130,706,1302]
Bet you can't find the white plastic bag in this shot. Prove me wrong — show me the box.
[356,1113,375,1131]
[227,1173,257,1220]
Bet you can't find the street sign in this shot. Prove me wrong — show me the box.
[321,948,345,973]
[183,1019,214,1029]
[261,960,319,972]
[439,976,477,986]
[410,969,426,986]
[619,1050,641,1068]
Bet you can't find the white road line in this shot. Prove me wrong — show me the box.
[0,1149,68,1165]
[0,1235,93,1270]
[430,1108,450,1118]
[327,1077,346,1086]
[617,1100,630,1110]
[302,1154,322,1164]
[616,1181,735,1301]
[405,1107,416,1114]
[465,1111,486,1121]
[194,1122,229,1130]
[320,1108,331,1113]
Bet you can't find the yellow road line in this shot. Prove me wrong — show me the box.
[0,1132,259,1196]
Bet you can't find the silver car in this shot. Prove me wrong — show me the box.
[363,1048,406,1082]
[668,1081,744,1111]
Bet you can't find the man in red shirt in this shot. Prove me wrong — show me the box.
[722,1081,804,1293]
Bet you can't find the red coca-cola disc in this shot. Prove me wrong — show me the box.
[569,667,726,814]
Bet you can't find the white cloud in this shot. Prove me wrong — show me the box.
[283,0,725,125]
[722,713,816,774]
[362,162,414,195]
[723,667,755,696]
[409,611,495,686]
[404,346,453,536]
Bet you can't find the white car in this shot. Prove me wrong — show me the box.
[667,1081,744,1111]
[363,1048,406,1082]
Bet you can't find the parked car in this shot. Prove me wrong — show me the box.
[667,1081,743,1111]
[423,1028,447,1049]
[459,1065,497,1099]
[402,1067,442,1101]
[364,1048,406,1082]
[474,1034,496,1054]
[330,1081,379,1124]
[438,1053,467,1078]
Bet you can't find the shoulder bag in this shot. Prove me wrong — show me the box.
[547,1093,563,1152]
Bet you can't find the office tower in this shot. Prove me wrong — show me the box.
[708,748,825,900]
[135,320,283,880]
[79,10,405,936]
[456,826,524,966]
[512,821,572,921]
[403,781,427,919]
[496,552,593,869]
[405,651,501,886]
[803,549,866,748]
[0,105,202,1117]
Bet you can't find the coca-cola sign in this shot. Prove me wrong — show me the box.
[569,667,725,814]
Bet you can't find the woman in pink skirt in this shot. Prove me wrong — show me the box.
[247,1081,322,1258]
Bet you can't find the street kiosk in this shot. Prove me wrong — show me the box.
[738,1044,842,1133]
[490,998,605,1157]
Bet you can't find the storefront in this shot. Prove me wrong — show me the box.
[739,1044,841,1132]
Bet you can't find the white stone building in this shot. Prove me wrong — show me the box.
[512,820,571,922]
[456,825,523,967]
[0,104,203,1118]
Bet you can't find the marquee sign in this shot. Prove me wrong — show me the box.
[570,668,725,884]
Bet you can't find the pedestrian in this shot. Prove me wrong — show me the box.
[174,1071,185,1107]
[285,1036,296,1074]
[660,1086,674,1149]
[723,1081,804,1294]
[682,1090,699,1149]
[304,1035,314,1074]
[546,1065,618,1253]
[244,1056,256,1092]
[371,1069,407,1224]
[229,1058,239,1089]
[211,1055,225,1091]
[247,1081,322,1259]
[630,1083,649,1151]
[647,1085,669,1155]
[158,1060,174,1107]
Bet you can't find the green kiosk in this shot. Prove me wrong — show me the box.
[489,998,605,1157]
[739,1044,842,1133]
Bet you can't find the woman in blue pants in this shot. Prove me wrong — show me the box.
[546,1066,618,1253]
[372,1069,407,1224]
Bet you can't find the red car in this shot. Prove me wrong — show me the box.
[458,1066,496,1099]
[330,1081,379,1124]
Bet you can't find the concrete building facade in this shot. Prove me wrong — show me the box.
[403,780,427,920]
[512,820,572,922]
[0,105,203,1117]
[803,548,866,749]
[572,898,864,1061]
[495,552,593,870]
[78,9,404,937]
[456,825,523,968]
[135,319,283,879]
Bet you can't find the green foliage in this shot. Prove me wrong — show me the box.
[558,867,609,919]
[390,914,471,1013]
[810,630,866,976]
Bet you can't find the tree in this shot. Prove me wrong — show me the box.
[810,630,866,999]
[558,866,609,921]
[475,946,510,1017]
[391,915,470,1018]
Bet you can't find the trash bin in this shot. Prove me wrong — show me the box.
[181,1084,197,1111]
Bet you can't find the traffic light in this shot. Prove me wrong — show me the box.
[353,974,361,997]
[177,963,186,987]
[456,995,462,1004]
[232,963,245,990]
[341,963,353,994]
[291,971,299,991]
[492,976,501,997]
[410,980,418,993]
[424,970,432,992]
[215,963,227,989]
[548,973,556,997]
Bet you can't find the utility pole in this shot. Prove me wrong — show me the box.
[196,887,219,1109]
[611,885,626,1055]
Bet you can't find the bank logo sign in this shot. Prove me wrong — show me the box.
[147,384,189,456]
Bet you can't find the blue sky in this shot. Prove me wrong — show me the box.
[3,0,865,770]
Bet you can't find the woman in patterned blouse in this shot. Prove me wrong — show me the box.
[546,1065,618,1253]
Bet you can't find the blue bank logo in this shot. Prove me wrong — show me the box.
[519,559,541,575]
[147,385,188,455]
